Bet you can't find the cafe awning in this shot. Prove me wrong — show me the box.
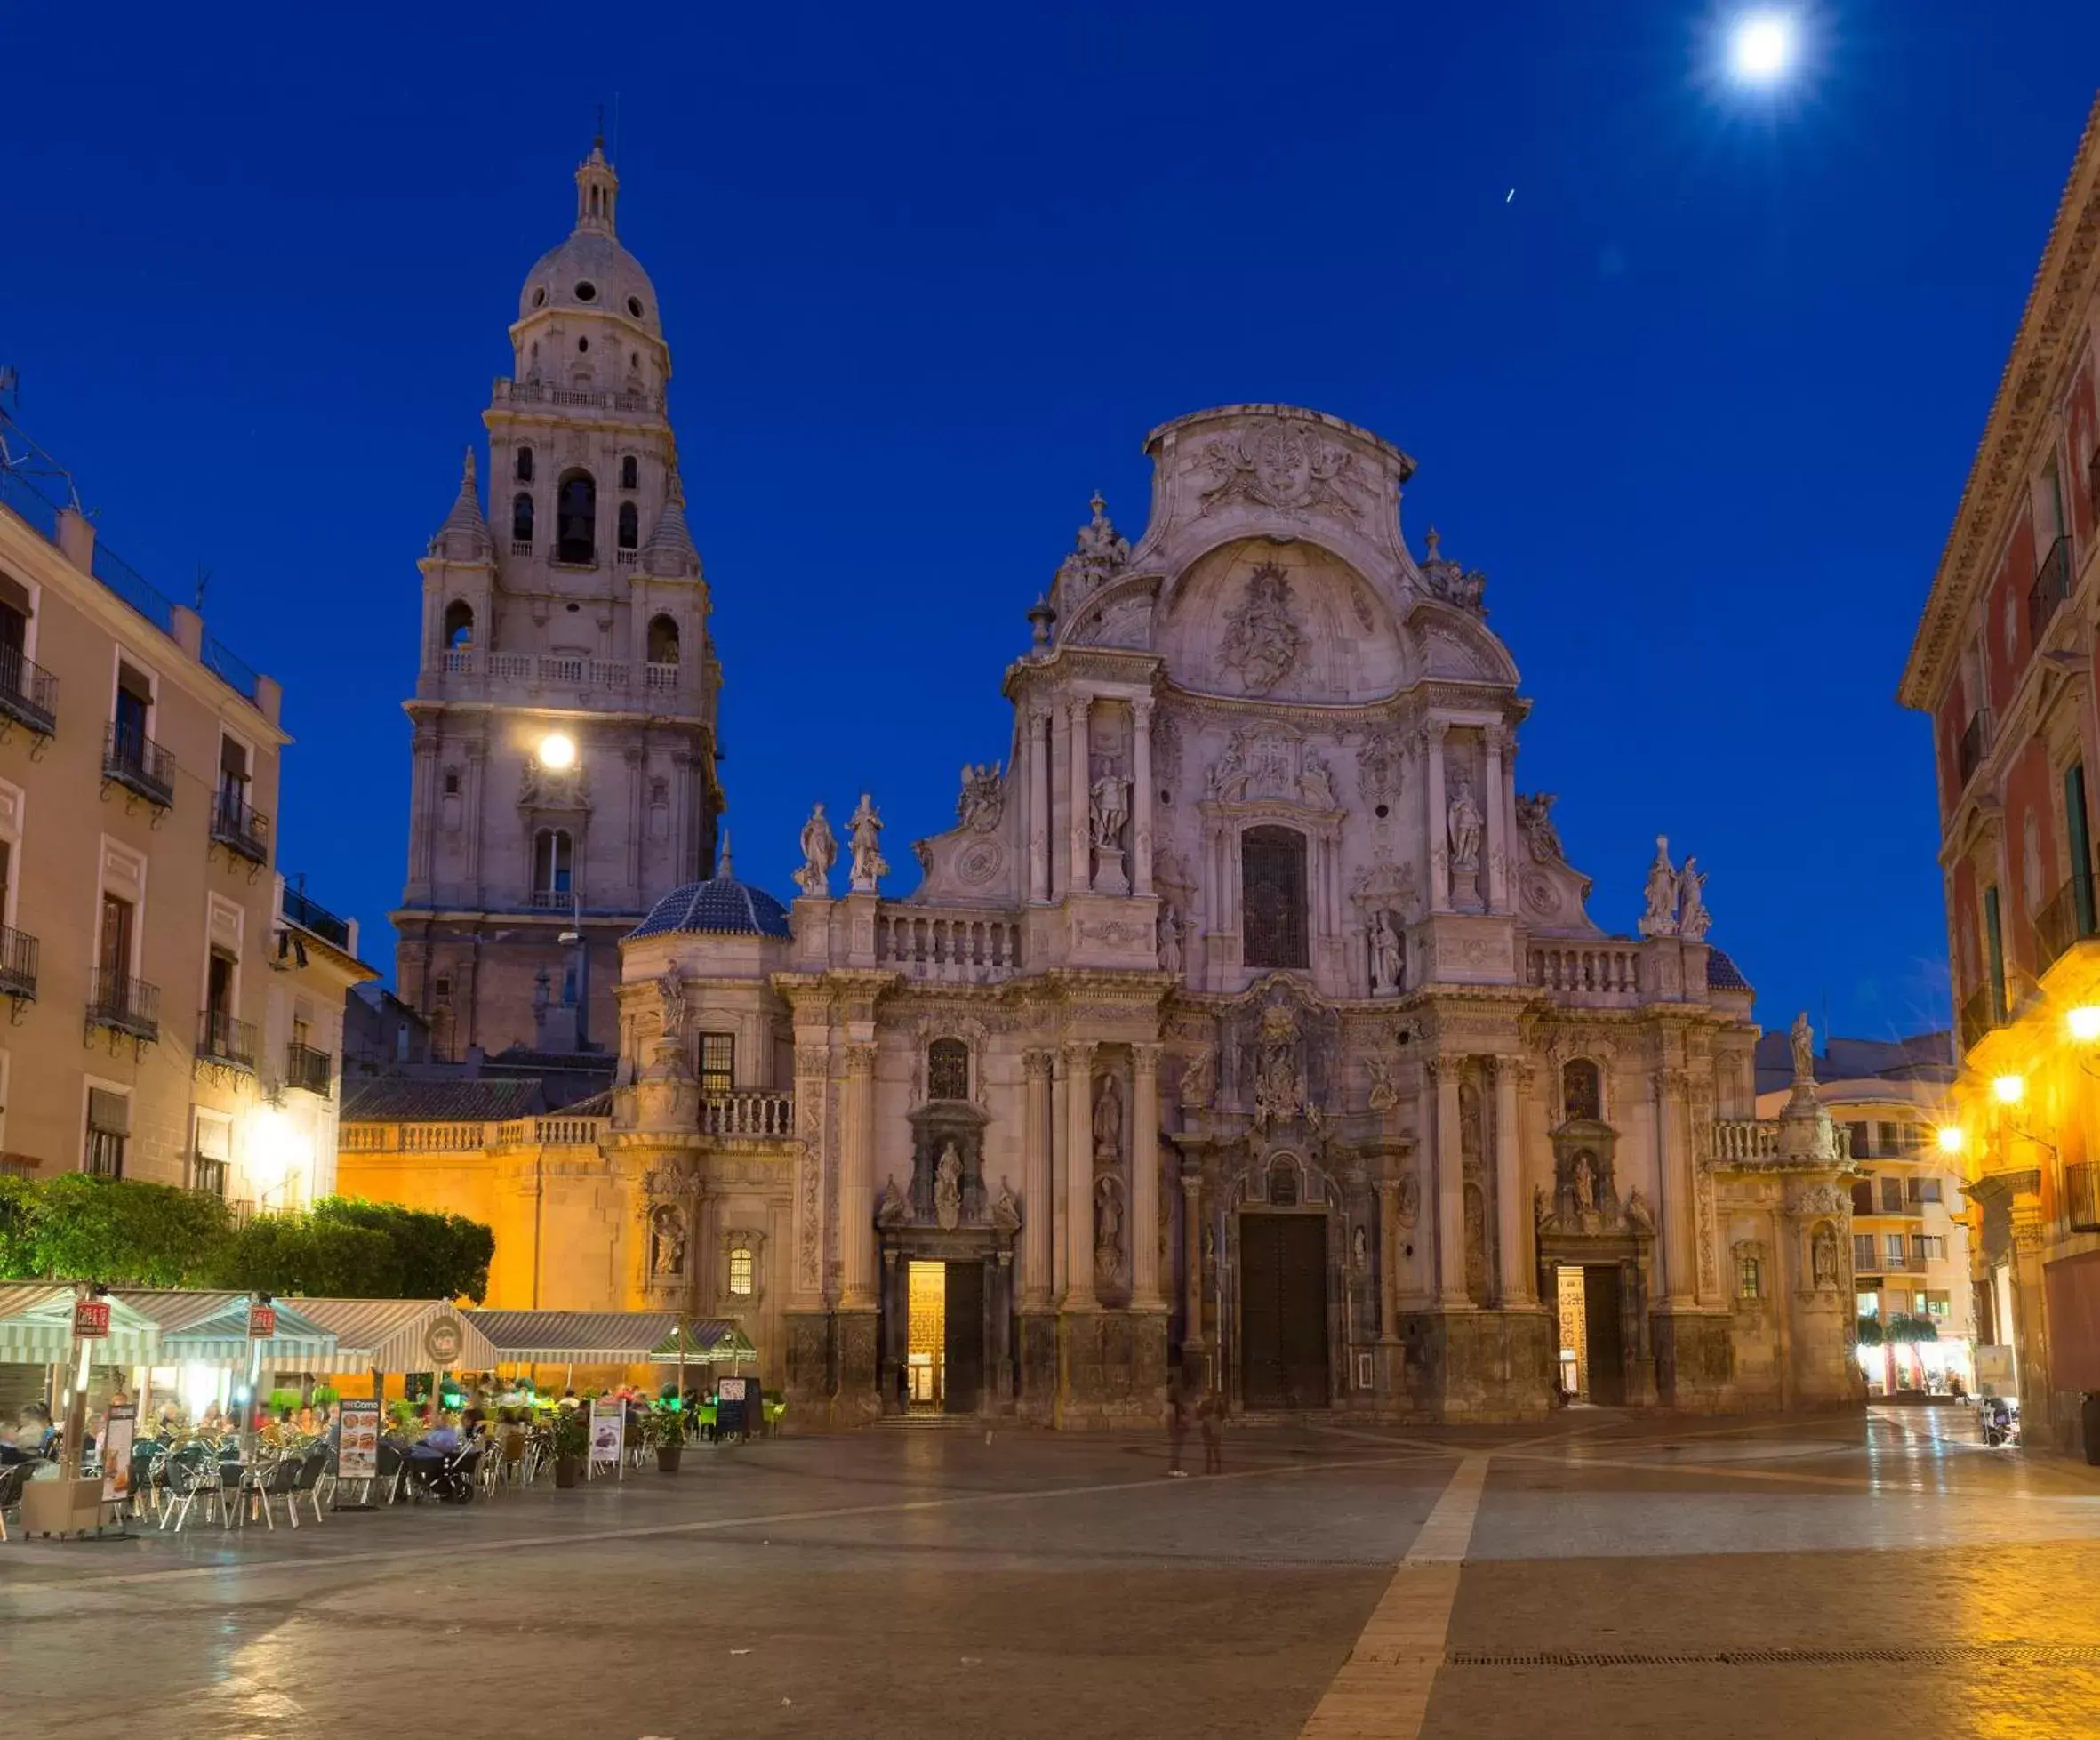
[291,1298,498,1375]
[469,1310,683,1362]
[127,1291,339,1363]
[650,1319,757,1363]
[0,1285,161,1365]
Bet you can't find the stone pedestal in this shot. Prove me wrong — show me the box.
[783,1311,833,1410]
[1054,1307,1168,1429]
[1651,1308,1733,1409]
[833,1308,880,1423]
[1017,1307,1060,1423]
[780,1309,881,1425]
[1398,1305,1556,1422]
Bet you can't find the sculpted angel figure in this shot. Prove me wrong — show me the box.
[1677,856,1711,941]
[1639,835,1679,936]
[847,793,887,892]
[795,802,837,897]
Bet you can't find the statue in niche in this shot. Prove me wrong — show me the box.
[990,1175,1022,1234]
[1253,1005,1306,1130]
[1368,910,1403,997]
[1812,1223,1840,1289]
[1625,1189,1655,1235]
[794,803,837,897]
[1458,1083,1484,1166]
[1639,835,1679,937]
[1179,1047,1215,1110]
[1573,1151,1597,1215]
[1300,747,1337,809]
[655,958,685,1043]
[847,793,887,892]
[1088,767,1130,850]
[934,1143,964,1231]
[1158,904,1184,974]
[1351,1223,1368,1271]
[1218,563,1306,695]
[1365,1053,1398,1113]
[957,763,1004,833]
[1092,1075,1124,1161]
[1447,773,1483,876]
[1206,738,1249,801]
[649,1204,686,1278]
[876,1178,908,1229]
[1678,857,1711,941]
[1094,1176,1125,1287]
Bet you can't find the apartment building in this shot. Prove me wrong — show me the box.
[0,415,373,1212]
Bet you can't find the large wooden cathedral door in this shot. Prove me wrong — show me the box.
[1240,1214,1330,1408]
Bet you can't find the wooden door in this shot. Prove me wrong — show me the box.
[943,1260,984,1414]
[1241,1214,1330,1408]
[1583,1264,1625,1405]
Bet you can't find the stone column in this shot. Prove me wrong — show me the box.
[1431,1056,1469,1303]
[838,1042,878,1310]
[1063,1040,1097,1310]
[1657,1069,1695,1304]
[462,740,487,899]
[1424,721,1449,912]
[1494,1058,1534,1305]
[1373,1180,1401,1342]
[1132,695,1155,895]
[1067,694,1092,894]
[1131,1044,1163,1308]
[1483,725,1509,913]
[1181,1171,1206,1359]
[2010,1193,2051,1437]
[1051,1046,1069,1300]
[624,746,645,899]
[1022,1050,1054,1308]
[1028,705,1051,903]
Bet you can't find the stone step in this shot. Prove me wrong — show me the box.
[873,1412,983,1430]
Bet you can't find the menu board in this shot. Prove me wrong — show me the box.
[589,1398,624,1464]
[100,1404,136,1503]
[338,1399,381,1482]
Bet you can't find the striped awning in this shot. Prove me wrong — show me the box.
[0,1285,162,1365]
[651,1319,758,1364]
[288,1298,499,1375]
[468,1310,684,1362]
[152,1297,339,1363]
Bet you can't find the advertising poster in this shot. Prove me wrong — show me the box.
[100,1403,136,1503]
[338,1398,381,1482]
[589,1397,624,1464]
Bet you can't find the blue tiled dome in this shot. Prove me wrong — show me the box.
[629,849,791,942]
[1706,947,1751,991]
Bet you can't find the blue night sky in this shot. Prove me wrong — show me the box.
[5,4,2096,1044]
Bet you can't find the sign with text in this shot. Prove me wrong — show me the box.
[589,1398,624,1465]
[100,1404,136,1503]
[338,1399,381,1482]
[246,1303,277,1341]
[423,1315,463,1366]
[73,1297,110,1339]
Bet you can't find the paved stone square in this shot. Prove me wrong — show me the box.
[6,1407,2100,1738]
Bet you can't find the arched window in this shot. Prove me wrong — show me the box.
[619,454,638,491]
[1562,1059,1602,1124]
[511,493,533,543]
[926,1038,969,1102]
[515,446,533,483]
[532,829,573,899]
[727,1245,755,1296]
[616,501,639,549]
[556,470,596,565]
[442,600,474,649]
[647,614,680,664]
[1242,825,1309,969]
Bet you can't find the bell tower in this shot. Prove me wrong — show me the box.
[394,140,725,1059]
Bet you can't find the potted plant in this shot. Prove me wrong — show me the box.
[643,1407,685,1474]
[549,1407,589,1487]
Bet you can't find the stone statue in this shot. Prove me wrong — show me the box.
[1397,1169,1421,1229]
[847,793,887,892]
[1218,563,1306,694]
[1365,1052,1399,1112]
[1206,738,1248,802]
[1158,903,1183,974]
[1091,1074,1123,1160]
[1678,856,1711,942]
[1088,769,1130,850]
[1790,1012,1815,1086]
[957,763,1004,833]
[655,958,685,1043]
[649,1204,686,1278]
[1368,910,1403,997]
[1639,835,1679,937]
[1094,1175,1124,1279]
[1351,1223,1368,1271]
[934,1143,963,1231]
[1179,1047,1215,1110]
[1534,1184,1552,1231]
[1812,1222,1840,1289]
[1573,1151,1597,1215]
[990,1175,1022,1234]
[1253,1004,1305,1131]
[1300,746,1337,809]
[794,803,837,897]
[1625,1188,1655,1234]
[875,1177,908,1229]
[1447,774,1484,876]
[1516,792,1564,863]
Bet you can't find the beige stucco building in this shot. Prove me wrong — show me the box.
[341,163,1864,1420]
[0,424,372,1208]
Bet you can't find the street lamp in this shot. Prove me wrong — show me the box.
[1991,1074,2027,1107]
[537,731,577,771]
[2068,1006,2100,1045]
[1935,1125,1966,1157]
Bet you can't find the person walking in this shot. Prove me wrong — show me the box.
[1199,1383,1224,1475]
[1165,1380,1191,1478]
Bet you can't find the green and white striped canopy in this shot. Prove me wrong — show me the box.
[0,1286,161,1365]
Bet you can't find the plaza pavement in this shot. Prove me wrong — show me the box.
[4,1405,2100,1738]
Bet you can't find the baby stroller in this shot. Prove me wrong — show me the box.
[406,1438,484,1503]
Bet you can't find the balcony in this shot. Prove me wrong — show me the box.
[699,1091,795,1139]
[1956,710,1992,789]
[0,925,38,1005]
[1527,943,1641,1003]
[191,1155,229,1199]
[2027,533,2074,643]
[282,884,352,950]
[210,787,269,865]
[529,888,574,910]
[197,1007,257,1071]
[87,970,159,1043]
[285,1039,333,1097]
[490,377,664,417]
[2033,871,2097,974]
[0,645,57,737]
[1959,982,2000,1054]
[875,905,1025,985]
[2069,1161,2100,1234]
[102,722,175,809]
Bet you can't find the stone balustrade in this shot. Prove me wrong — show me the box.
[1710,1119,1856,1166]
[491,377,664,417]
[1527,943,1641,998]
[339,1120,491,1153]
[701,1091,794,1138]
[876,906,1025,983]
[428,651,686,702]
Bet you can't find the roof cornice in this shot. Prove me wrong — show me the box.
[1900,93,2100,712]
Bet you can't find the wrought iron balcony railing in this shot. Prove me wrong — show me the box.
[285,1040,333,1097]
[1956,710,1992,789]
[102,722,175,808]
[87,970,159,1042]
[1958,982,1999,1054]
[191,1155,229,1199]
[281,884,352,949]
[2069,1161,2100,1234]
[210,787,269,864]
[197,1007,257,1070]
[0,924,38,1004]
[0,645,57,737]
[2033,871,2098,975]
[2027,533,2074,644]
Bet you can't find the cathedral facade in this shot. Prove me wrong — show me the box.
[354,150,1862,1423]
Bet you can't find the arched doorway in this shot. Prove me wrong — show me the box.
[1236,1152,1331,1409]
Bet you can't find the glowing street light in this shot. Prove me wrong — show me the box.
[2068,1006,2100,1045]
[1935,1125,1966,1156]
[1991,1074,2027,1107]
[1729,12,1797,84]
[537,731,577,771]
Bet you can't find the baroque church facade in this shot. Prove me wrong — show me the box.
[355,148,1862,1423]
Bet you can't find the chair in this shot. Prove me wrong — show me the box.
[376,1439,408,1505]
[0,1460,28,1542]
[250,1455,304,1530]
[292,1446,331,1525]
[159,1445,220,1533]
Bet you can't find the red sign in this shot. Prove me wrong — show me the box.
[247,1303,277,1340]
[74,1297,111,1339]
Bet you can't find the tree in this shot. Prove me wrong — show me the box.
[206,1216,397,1297]
[311,1197,493,1301]
[22,1174,232,1287]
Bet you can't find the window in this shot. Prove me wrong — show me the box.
[99,892,134,982]
[206,950,235,1028]
[85,1087,128,1179]
[556,470,597,564]
[616,501,638,549]
[1912,1234,1947,1263]
[647,614,680,664]
[444,600,475,649]
[443,769,461,796]
[532,829,573,898]
[698,1032,734,1098]
[0,572,31,694]
[1875,1121,1904,1155]
[516,446,533,484]
[2070,762,2096,936]
[1241,826,1308,969]
[1853,1232,1876,1271]
[432,975,452,999]
[727,1245,754,1296]
[1926,1292,1952,1319]
[1984,885,2006,1021]
[218,734,250,813]
[1267,1156,1300,1205]
[193,1111,231,1198]
[511,493,533,543]
[926,1038,969,1102]
[1848,1120,1872,1158]
[1896,1123,1926,1153]
[1849,1177,1873,1215]
[1880,1177,1905,1213]
[1738,1255,1762,1300]
[1562,1059,1602,1124]
[619,455,638,491]
[1909,1175,1943,1205]
[114,661,152,758]
[1884,1231,1906,1267]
